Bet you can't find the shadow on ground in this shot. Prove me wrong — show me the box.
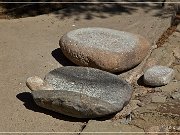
[137,75,161,88]
[16,92,115,122]
[51,48,76,66]
[0,0,169,20]
[54,2,165,21]
[16,92,88,122]
[0,2,69,18]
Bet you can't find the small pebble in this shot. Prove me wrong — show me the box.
[144,65,174,86]
[26,76,54,91]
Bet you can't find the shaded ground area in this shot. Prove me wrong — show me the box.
[0,2,69,18]
[0,0,168,19]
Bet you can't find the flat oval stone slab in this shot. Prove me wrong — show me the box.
[144,65,175,86]
[31,66,133,118]
[59,27,150,72]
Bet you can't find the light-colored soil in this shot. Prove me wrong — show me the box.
[0,3,179,133]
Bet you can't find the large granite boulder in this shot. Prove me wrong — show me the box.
[30,66,133,118]
[59,27,150,73]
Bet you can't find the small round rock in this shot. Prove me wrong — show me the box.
[59,27,150,73]
[143,65,175,86]
[31,66,133,118]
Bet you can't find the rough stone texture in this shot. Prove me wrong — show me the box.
[155,81,180,93]
[173,65,180,80]
[80,120,144,135]
[143,66,175,86]
[59,27,150,73]
[171,91,180,100]
[173,46,180,60]
[132,86,152,98]
[113,100,143,120]
[146,47,175,68]
[145,125,173,134]
[31,66,133,118]
[118,48,153,84]
[131,102,180,131]
[151,95,167,103]
[172,43,180,65]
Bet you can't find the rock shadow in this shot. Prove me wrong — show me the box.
[137,75,145,86]
[16,92,87,122]
[16,92,115,122]
[53,2,166,20]
[51,48,76,66]
[137,75,158,88]
[114,63,141,75]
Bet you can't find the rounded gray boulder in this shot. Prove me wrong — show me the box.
[31,66,133,118]
[59,27,150,73]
